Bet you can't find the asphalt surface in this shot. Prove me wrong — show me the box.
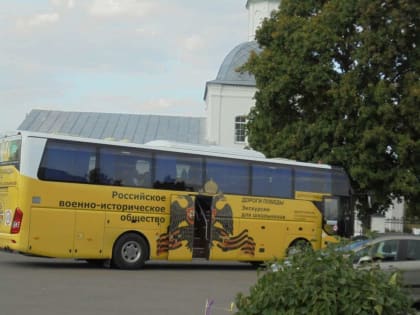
[0,251,259,315]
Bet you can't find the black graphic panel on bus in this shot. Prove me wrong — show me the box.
[156,195,194,255]
[156,191,255,257]
[210,194,256,255]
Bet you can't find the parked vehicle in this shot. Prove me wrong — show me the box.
[0,131,353,269]
[348,233,420,305]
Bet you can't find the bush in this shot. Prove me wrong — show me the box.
[235,246,415,315]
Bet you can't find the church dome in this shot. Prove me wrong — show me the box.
[211,41,261,86]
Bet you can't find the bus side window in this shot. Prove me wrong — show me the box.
[98,147,152,187]
[187,164,203,191]
[175,157,203,192]
[154,153,179,190]
[39,141,95,183]
[153,153,203,191]
[116,161,139,186]
[252,164,292,198]
[135,159,152,187]
[98,148,118,185]
[206,158,249,195]
[295,168,332,194]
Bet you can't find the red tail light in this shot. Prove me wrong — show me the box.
[11,208,23,234]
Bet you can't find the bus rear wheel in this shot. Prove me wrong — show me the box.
[85,259,107,267]
[112,233,149,270]
[287,239,311,257]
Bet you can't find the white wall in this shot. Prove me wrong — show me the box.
[247,0,281,41]
[385,198,404,219]
[353,198,406,236]
[205,83,257,149]
[371,216,386,233]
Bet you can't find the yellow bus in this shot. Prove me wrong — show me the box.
[0,131,353,269]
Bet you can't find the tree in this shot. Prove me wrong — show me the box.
[243,0,420,219]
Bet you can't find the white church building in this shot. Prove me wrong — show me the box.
[204,0,279,149]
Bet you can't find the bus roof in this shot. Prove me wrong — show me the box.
[0,131,21,138]
[14,130,333,170]
[144,140,266,159]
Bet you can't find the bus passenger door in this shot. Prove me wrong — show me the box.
[167,195,195,261]
[323,197,339,235]
[194,195,213,259]
[323,196,353,238]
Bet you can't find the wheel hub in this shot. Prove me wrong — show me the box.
[122,241,141,262]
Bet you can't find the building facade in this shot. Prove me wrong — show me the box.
[204,0,280,149]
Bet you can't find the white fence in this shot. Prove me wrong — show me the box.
[384,218,404,233]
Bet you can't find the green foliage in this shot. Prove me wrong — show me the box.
[243,0,420,216]
[235,246,415,315]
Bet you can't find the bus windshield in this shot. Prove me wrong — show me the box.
[0,136,21,167]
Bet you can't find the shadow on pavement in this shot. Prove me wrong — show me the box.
[0,251,259,271]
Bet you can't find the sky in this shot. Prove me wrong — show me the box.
[0,0,249,131]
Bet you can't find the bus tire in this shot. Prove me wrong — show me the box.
[249,261,264,268]
[287,239,311,257]
[112,233,149,270]
[85,259,106,267]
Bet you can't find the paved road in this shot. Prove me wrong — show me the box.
[0,251,259,315]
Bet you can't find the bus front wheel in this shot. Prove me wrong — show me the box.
[112,233,149,270]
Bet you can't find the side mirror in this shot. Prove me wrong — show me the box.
[358,256,372,265]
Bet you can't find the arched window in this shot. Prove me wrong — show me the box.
[234,116,247,143]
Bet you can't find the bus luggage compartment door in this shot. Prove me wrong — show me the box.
[167,195,195,261]
[28,207,75,258]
